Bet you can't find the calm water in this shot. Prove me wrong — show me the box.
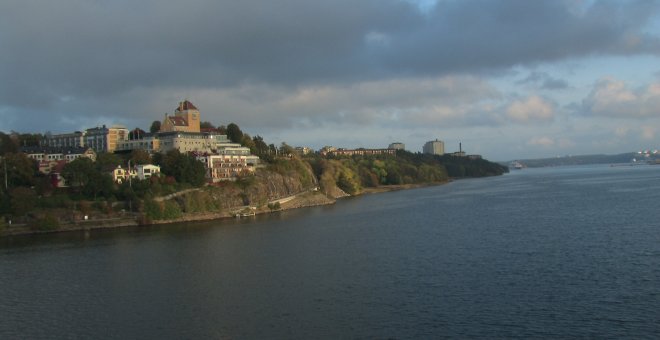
[2,165,660,338]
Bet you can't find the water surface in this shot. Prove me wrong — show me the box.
[2,165,660,338]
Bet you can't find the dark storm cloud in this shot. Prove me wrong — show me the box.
[0,0,658,130]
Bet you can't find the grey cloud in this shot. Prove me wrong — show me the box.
[517,71,569,90]
[1,0,659,140]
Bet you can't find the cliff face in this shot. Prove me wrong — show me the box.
[195,161,319,211]
[243,169,317,205]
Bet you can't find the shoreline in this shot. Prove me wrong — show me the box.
[0,182,448,238]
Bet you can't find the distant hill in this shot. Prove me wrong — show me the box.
[503,152,658,168]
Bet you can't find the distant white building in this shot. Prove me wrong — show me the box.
[423,139,445,155]
[388,142,405,150]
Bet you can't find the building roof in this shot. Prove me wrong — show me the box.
[176,100,198,111]
[169,116,189,126]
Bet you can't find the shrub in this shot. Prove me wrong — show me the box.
[34,214,59,231]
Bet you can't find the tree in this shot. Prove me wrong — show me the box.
[10,187,37,216]
[226,123,243,143]
[17,133,43,147]
[95,152,122,172]
[1,152,38,190]
[149,120,161,133]
[200,121,216,129]
[0,132,18,156]
[217,125,227,135]
[129,149,151,165]
[82,172,115,199]
[61,157,96,188]
[241,134,255,150]
[160,150,206,187]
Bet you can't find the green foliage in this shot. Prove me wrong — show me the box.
[226,123,243,143]
[143,198,182,220]
[0,132,18,155]
[129,149,151,165]
[308,149,509,195]
[143,198,162,220]
[149,120,161,133]
[158,150,206,187]
[1,152,38,189]
[241,133,255,150]
[251,135,272,162]
[267,157,314,188]
[61,157,96,188]
[61,156,115,200]
[200,121,215,129]
[162,200,182,220]
[38,194,72,209]
[10,187,37,216]
[34,214,59,231]
[95,152,122,172]
[17,133,43,147]
[268,202,281,211]
[180,190,220,213]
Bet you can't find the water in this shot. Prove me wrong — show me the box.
[2,165,660,338]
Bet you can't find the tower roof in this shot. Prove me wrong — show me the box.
[176,100,198,112]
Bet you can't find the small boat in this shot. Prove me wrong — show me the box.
[509,161,524,170]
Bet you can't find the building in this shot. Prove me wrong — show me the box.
[135,164,161,180]
[21,146,97,163]
[42,126,128,153]
[110,164,160,183]
[160,100,201,133]
[110,165,134,184]
[42,131,85,149]
[295,146,312,155]
[84,125,129,153]
[423,139,445,155]
[388,142,405,150]
[158,131,230,153]
[116,134,161,154]
[323,148,396,157]
[195,152,257,182]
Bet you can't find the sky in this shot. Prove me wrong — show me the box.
[2,0,660,161]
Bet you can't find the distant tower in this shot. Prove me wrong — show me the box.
[423,139,445,155]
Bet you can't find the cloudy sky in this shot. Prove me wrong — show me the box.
[2,0,660,160]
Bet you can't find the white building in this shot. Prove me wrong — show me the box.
[135,164,161,180]
[388,142,405,150]
[195,153,257,182]
[423,139,445,155]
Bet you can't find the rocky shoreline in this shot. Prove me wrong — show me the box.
[0,182,445,238]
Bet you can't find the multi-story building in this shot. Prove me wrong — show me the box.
[42,126,128,153]
[158,131,231,153]
[42,131,85,149]
[21,146,97,163]
[195,152,257,182]
[116,134,161,154]
[323,148,396,157]
[84,125,129,153]
[423,139,445,155]
[388,142,405,150]
[160,100,201,133]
